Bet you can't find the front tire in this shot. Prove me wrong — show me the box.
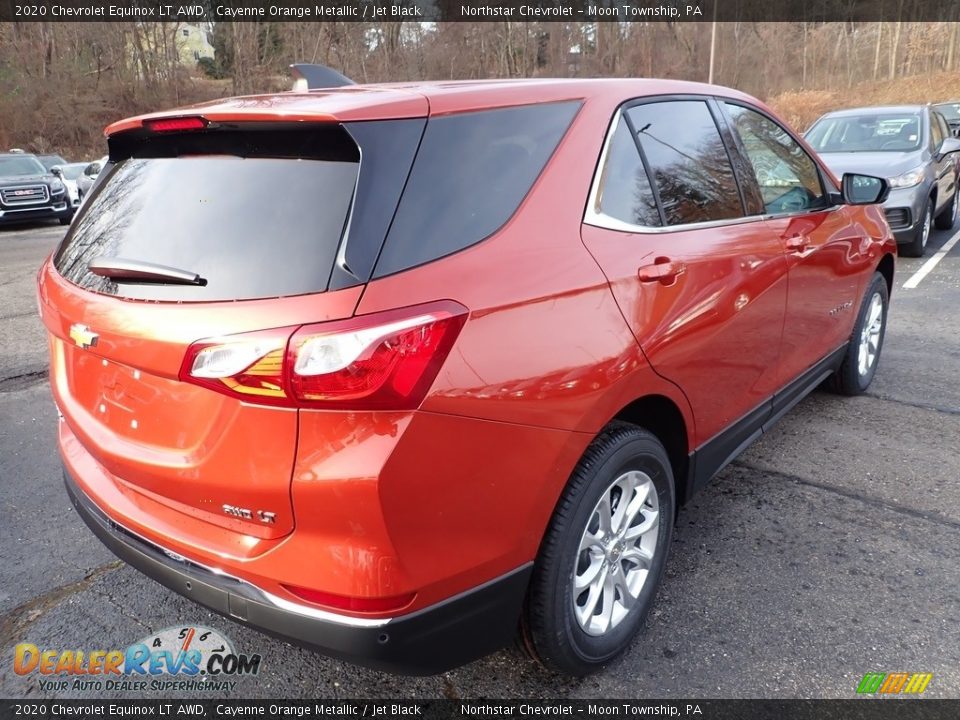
[934,186,959,231]
[523,423,674,675]
[901,199,932,257]
[829,272,889,396]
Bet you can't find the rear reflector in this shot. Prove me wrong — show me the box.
[281,585,416,615]
[179,301,467,411]
[145,116,207,133]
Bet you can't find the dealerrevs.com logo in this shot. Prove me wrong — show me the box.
[13,625,261,693]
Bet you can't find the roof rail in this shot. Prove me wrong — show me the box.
[290,64,355,91]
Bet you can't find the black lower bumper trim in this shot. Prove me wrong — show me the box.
[63,468,532,675]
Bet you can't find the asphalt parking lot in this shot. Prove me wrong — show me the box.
[1,221,959,700]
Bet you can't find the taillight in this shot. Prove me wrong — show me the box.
[178,301,467,411]
[144,116,207,132]
[181,328,290,404]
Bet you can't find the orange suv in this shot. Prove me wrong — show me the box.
[39,77,896,676]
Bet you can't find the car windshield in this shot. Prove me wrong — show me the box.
[935,103,960,121]
[0,155,47,177]
[806,113,923,152]
[59,163,87,180]
[37,155,66,170]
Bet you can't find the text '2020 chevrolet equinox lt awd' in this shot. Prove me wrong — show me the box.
[39,76,896,676]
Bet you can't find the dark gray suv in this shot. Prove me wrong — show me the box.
[0,153,73,227]
[806,105,960,257]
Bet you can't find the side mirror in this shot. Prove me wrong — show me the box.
[841,173,889,205]
[51,166,63,177]
[939,136,960,156]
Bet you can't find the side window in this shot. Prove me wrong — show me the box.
[594,117,661,227]
[939,114,952,141]
[374,101,581,278]
[724,102,827,215]
[931,112,944,150]
[626,100,743,226]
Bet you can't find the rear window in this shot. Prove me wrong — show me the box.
[54,125,372,302]
[373,101,581,278]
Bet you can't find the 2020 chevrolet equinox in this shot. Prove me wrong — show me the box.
[39,77,896,676]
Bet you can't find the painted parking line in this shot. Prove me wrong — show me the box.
[902,229,960,289]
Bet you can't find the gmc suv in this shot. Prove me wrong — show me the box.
[0,153,73,226]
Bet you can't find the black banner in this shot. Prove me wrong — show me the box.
[2,700,960,720]
[2,0,960,22]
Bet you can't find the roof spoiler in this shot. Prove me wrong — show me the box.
[290,64,355,91]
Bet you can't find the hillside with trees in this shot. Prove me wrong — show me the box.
[1,21,959,157]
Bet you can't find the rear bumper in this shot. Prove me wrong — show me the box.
[64,467,531,675]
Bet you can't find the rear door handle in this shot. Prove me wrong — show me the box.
[638,259,686,283]
[784,234,812,253]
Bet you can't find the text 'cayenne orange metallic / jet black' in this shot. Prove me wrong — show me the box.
[38,76,896,676]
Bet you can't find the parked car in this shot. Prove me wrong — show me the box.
[41,77,896,676]
[76,156,108,200]
[933,101,960,137]
[52,162,88,210]
[0,152,73,226]
[35,153,68,171]
[805,105,960,257]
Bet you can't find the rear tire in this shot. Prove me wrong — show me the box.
[522,423,674,676]
[901,199,932,257]
[828,272,888,396]
[934,186,959,230]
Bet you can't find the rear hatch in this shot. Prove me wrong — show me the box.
[40,98,427,540]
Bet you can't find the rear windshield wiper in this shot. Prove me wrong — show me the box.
[88,257,206,286]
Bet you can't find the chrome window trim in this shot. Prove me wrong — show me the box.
[584,99,842,236]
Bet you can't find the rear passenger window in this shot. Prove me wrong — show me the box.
[626,100,743,226]
[724,103,827,215]
[373,101,580,278]
[595,118,661,227]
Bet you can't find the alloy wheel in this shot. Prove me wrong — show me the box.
[858,292,884,378]
[573,470,660,636]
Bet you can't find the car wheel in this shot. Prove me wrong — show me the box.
[934,185,959,230]
[59,216,71,226]
[522,422,674,676]
[828,272,889,396]
[901,200,932,257]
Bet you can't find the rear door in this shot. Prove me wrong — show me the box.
[40,119,424,539]
[581,97,789,456]
[720,101,866,386]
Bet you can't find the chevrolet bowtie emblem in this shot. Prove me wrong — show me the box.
[69,323,99,350]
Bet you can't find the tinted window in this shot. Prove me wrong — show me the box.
[724,103,827,215]
[55,128,360,302]
[374,101,580,278]
[806,113,923,152]
[626,101,743,226]
[595,118,661,227]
